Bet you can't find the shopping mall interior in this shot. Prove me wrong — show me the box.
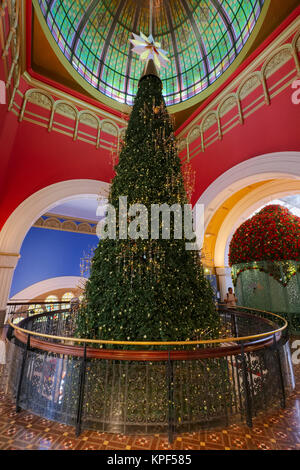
[0,0,300,452]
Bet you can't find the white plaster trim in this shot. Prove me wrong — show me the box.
[0,179,110,254]
[10,276,86,301]
[197,152,300,232]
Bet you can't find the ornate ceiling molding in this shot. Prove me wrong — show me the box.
[34,213,99,235]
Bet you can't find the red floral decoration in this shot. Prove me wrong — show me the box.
[229,205,300,266]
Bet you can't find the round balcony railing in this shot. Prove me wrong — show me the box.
[5,306,295,443]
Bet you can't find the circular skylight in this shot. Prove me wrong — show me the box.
[37,0,265,107]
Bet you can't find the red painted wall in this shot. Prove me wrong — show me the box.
[1,64,299,230]
[190,79,300,205]
[0,6,300,231]
[0,110,115,229]
[1,68,299,229]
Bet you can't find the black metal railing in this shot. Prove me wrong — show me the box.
[5,301,72,323]
[5,306,294,443]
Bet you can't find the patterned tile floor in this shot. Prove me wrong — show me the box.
[0,348,299,451]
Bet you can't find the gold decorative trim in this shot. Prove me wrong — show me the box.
[179,25,300,161]
[0,252,20,257]
[0,0,22,108]
[18,87,126,151]
[179,20,300,140]
[45,212,99,225]
[22,72,128,127]
[33,213,98,236]
[9,306,288,346]
[183,71,298,163]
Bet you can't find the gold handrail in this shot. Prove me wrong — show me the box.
[8,307,288,347]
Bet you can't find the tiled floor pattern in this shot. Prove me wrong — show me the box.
[0,355,299,450]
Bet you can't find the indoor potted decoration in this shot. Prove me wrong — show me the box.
[229,205,300,333]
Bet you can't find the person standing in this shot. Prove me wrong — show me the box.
[225,287,237,307]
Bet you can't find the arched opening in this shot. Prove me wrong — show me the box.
[197,152,300,299]
[0,180,109,316]
[10,276,86,302]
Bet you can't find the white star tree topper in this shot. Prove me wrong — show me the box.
[130,32,170,70]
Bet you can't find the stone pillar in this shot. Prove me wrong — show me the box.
[0,253,20,326]
[216,266,232,302]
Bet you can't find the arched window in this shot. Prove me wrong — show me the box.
[45,295,59,312]
[62,292,74,302]
[28,304,43,315]
[62,292,74,308]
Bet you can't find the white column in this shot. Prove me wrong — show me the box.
[216,266,232,302]
[0,253,20,325]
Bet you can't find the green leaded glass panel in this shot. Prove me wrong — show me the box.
[37,0,265,106]
[233,261,300,333]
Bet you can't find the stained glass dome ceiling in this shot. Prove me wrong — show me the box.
[37,0,266,107]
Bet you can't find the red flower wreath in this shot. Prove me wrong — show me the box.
[229,205,300,266]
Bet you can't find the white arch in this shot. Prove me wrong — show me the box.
[197,152,300,232]
[0,179,110,254]
[10,276,86,301]
[197,152,300,300]
[0,179,109,311]
[214,179,300,268]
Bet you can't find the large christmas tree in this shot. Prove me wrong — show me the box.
[77,61,219,343]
